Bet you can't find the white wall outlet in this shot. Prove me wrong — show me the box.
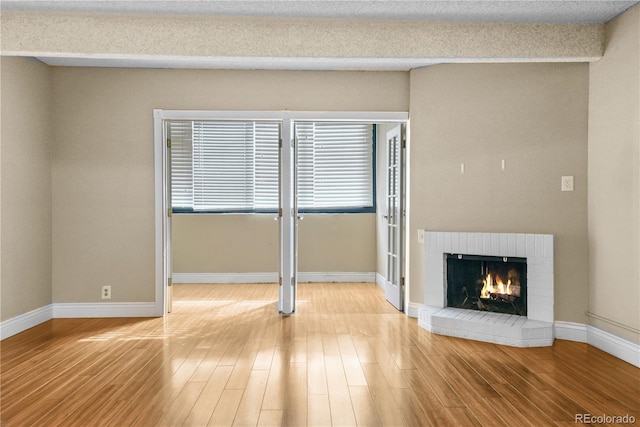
[561,176,574,192]
[418,229,425,244]
[101,285,111,300]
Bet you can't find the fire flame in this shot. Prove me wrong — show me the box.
[480,274,519,298]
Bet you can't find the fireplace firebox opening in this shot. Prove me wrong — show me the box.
[446,254,527,316]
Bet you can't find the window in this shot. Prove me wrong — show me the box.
[295,122,374,211]
[169,120,374,213]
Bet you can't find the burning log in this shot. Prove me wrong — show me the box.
[480,273,521,299]
[489,293,517,303]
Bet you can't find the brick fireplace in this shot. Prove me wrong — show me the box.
[418,231,554,347]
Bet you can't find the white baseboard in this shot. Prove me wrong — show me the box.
[173,272,277,284]
[529,320,640,367]
[2,302,161,339]
[586,325,640,368]
[407,302,421,318]
[555,321,639,368]
[554,321,589,342]
[53,302,160,318]
[299,272,375,283]
[0,305,53,340]
[173,272,376,284]
[375,272,385,289]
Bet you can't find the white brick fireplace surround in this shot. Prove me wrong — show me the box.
[418,231,555,347]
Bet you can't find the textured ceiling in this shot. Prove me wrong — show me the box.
[3,1,639,24]
[4,0,638,71]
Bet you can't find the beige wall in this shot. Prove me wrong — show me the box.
[298,214,376,273]
[408,63,589,323]
[588,5,640,343]
[173,215,278,274]
[51,68,408,303]
[6,61,592,314]
[1,57,53,321]
[173,213,376,274]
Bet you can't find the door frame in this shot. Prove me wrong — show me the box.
[153,110,409,316]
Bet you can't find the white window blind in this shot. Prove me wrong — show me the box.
[168,121,193,209]
[170,120,373,212]
[192,121,255,210]
[294,123,316,208]
[254,123,280,209]
[298,122,373,209]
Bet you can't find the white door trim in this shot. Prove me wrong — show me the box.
[153,110,166,316]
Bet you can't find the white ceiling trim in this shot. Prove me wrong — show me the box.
[29,53,600,71]
[34,54,439,71]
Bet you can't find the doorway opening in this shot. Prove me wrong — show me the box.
[153,111,408,316]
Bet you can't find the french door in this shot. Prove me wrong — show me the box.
[385,124,405,311]
[165,127,173,313]
[155,111,408,317]
[278,120,296,315]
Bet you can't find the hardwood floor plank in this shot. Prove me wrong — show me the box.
[349,385,383,426]
[159,381,208,427]
[365,337,411,390]
[361,364,408,426]
[282,363,308,427]
[233,369,270,426]
[47,344,161,426]
[403,368,470,426]
[307,332,328,395]
[183,365,234,427]
[2,282,638,427]
[290,336,308,364]
[3,329,149,425]
[391,387,436,427]
[445,407,482,427]
[461,397,512,427]
[403,349,464,408]
[257,409,283,427]
[323,333,357,426]
[489,361,580,422]
[253,341,276,371]
[102,353,171,426]
[308,394,332,427]
[338,334,368,386]
[491,383,556,425]
[208,388,244,427]
[226,341,262,390]
[439,352,501,399]
[351,335,378,364]
[477,397,536,427]
[261,346,289,411]
[1,324,122,410]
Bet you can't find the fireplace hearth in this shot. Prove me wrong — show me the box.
[446,254,527,316]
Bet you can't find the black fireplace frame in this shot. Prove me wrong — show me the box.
[445,253,527,316]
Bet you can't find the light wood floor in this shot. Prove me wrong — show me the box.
[1,283,638,426]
